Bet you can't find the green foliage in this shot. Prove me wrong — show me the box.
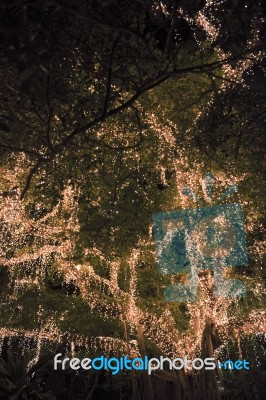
[0,286,122,338]
[0,351,55,400]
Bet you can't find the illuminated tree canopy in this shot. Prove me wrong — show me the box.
[0,1,265,400]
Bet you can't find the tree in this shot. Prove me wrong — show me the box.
[0,0,263,198]
[0,1,265,400]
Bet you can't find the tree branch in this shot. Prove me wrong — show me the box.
[20,159,43,200]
